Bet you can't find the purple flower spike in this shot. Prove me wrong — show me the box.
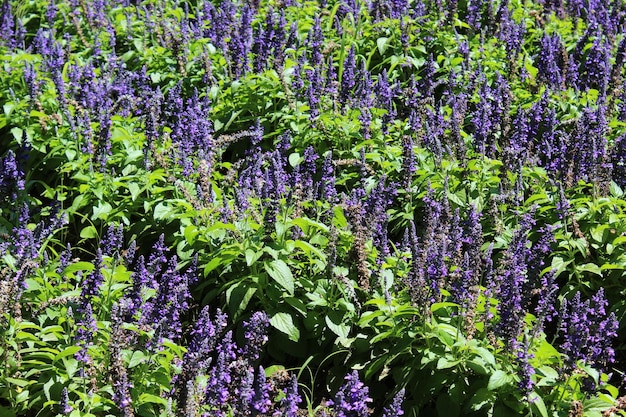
[59,387,72,415]
[251,366,272,414]
[382,388,405,417]
[558,288,619,376]
[240,311,269,362]
[329,370,372,417]
[340,46,356,108]
[282,374,302,417]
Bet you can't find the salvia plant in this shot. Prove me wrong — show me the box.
[4,0,626,416]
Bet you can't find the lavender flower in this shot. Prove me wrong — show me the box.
[239,311,269,362]
[59,387,72,415]
[0,150,25,201]
[205,347,233,408]
[57,243,73,275]
[517,336,535,396]
[308,16,324,68]
[577,34,611,93]
[75,302,97,363]
[536,33,567,89]
[187,307,220,368]
[318,152,337,203]
[228,5,254,78]
[382,388,405,417]
[328,370,372,417]
[492,214,534,350]
[611,133,626,188]
[281,374,302,416]
[232,366,255,414]
[101,224,124,259]
[0,0,15,49]
[23,63,41,104]
[558,288,618,374]
[376,69,396,133]
[251,365,272,414]
[46,1,58,27]
[340,46,356,108]
[466,0,484,30]
[80,249,105,302]
[307,67,323,120]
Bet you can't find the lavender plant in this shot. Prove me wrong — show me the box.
[2,0,626,415]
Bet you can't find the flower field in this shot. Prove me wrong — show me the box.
[3,0,626,415]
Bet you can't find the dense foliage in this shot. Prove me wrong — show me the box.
[3,0,626,415]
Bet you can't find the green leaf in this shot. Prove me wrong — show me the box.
[128,351,147,368]
[376,37,390,55]
[578,362,600,385]
[10,126,22,141]
[325,314,350,339]
[128,182,141,201]
[529,394,549,417]
[5,377,31,387]
[535,338,560,362]
[288,152,301,167]
[184,225,199,244]
[138,393,168,406]
[536,365,559,387]
[65,148,77,161]
[245,248,263,266]
[436,357,461,370]
[265,259,294,295]
[468,388,493,412]
[577,263,602,276]
[291,217,329,233]
[226,283,257,319]
[584,396,614,412]
[153,202,172,220]
[610,181,624,197]
[63,357,78,379]
[270,312,300,341]
[92,202,113,220]
[430,302,459,313]
[487,370,510,391]
[63,261,95,275]
[474,347,496,367]
[79,226,98,239]
[54,346,81,362]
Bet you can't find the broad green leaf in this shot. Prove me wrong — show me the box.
[153,202,172,220]
[128,351,147,368]
[474,347,496,367]
[128,182,141,201]
[270,312,300,341]
[80,226,98,239]
[325,315,350,339]
[529,394,549,417]
[265,259,294,295]
[226,283,257,318]
[577,263,602,276]
[92,202,113,220]
[245,248,260,266]
[63,261,95,275]
[436,357,460,370]
[468,388,493,412]
[184,225,199,244]
[54,346,81,362]
[138,393,168,406]
[376,37,389,55]
[487,370,510,391]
